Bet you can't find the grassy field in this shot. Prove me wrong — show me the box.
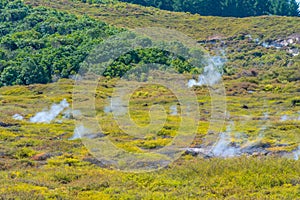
[0,76,299,199]
[0,0,299,199]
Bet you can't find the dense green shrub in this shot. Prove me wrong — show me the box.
[0,0,120,86]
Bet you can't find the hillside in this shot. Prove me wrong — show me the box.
[0,0,300,199]
[23,0,300,84]
[25,0,300,41]
[3,1,300,86]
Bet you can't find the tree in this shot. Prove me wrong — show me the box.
[0,0,8,9]
[119,0,300,17]
[288,0,300,16]
[254,0,271,15]
[270,0,289,15]
[220,0,239,17]
[0,64,20,86]
[19,58,50,85]
[0,0,121,86]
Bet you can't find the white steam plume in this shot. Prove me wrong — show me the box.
[279,113,300,121]
[211,121,241,157]
[280,115,289,122]
[188,55,225,88]
[69,125,104,140]
[170,105,178,116]
[104,97,127,116]
[69,125,86,140]
[293,146,300,160]
[13,114,24,120]
[30,99,69,123]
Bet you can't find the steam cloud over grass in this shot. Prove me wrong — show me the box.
[12,114,24,120]
[30,99,69,123]
[188,55,225,88]
[69,125,86,140]
[104,97,127,116]
[169,105,178,116]
[293,146,300,160]
[212,122,241,157]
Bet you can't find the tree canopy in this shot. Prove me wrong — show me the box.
[0,0,123,86]
[118,0,300,17]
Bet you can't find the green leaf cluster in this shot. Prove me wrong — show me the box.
[0,0,119,86]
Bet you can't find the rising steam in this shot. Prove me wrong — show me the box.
[188,55,225,88]
[12,114,24,120]
[211,122,241,157]
[293,146,300,160]
[30,99,69,123]
[69,125,105,140]
[69,125,86,140]
[104,97,127,116]
[170,105,178,116]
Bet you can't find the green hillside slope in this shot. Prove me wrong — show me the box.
[24,0,300,83]
[26,0,300,41]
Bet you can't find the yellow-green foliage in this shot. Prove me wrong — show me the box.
[0,77,299,199]
[1,157,300,199]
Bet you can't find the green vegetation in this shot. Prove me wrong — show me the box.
[0,0,299,199]
[0,0,120,86]
[0,0,206,86]
[2,0,300,86]
[118,0,300,17]
[25,0,300,41]
[0,77,299,199]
